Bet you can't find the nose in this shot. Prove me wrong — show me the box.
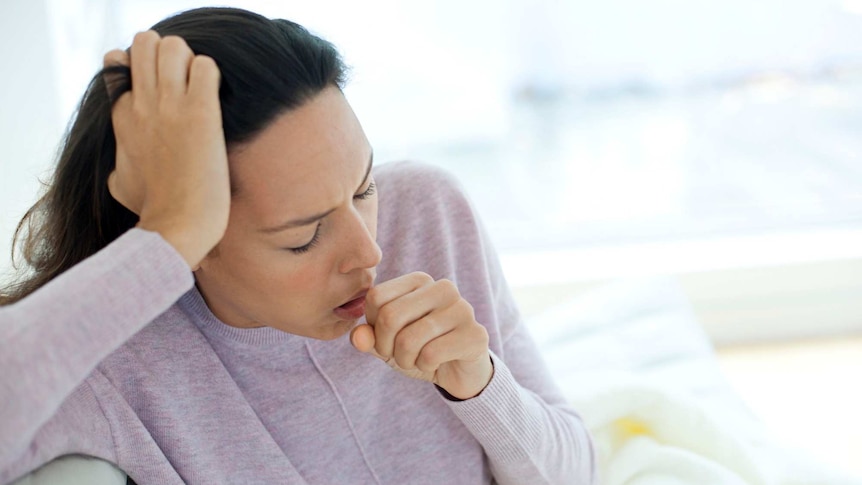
[339,209,382,274]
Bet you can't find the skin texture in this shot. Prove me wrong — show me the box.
[107,31,493,400]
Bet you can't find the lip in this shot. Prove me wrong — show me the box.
[340,287,369,307]
[333,288,369,320]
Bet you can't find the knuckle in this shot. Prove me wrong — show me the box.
[410,272,434,285]
[393,342,415,368]
[374,342,391,360]
[159,35,189,54]
[415,359,435,373]
[193,55,218,74]
[376,305,398,330]
[455,298,475,318]
[103,50,123,66]
[418,346,440,368]
[435,278,457,294]
[422,313,441,333]
[472,324,489,346]
[393,355,411,370]
[365,286,383,308]
[134,30,159,45]
[394,331,419,355]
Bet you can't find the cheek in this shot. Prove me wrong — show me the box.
[282,259,328,290]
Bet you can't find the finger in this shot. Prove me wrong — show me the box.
[392,309,458,370]
[129,30,160,101]
[102,49,130,100]
[414,324,482,374]
[371,275,447,359]
[350,325,396,366]
[414,331,459,374]
[365,272,433,326]
[157,35,194,97]
[103,49,129,67]
[187,55,221,100]
[350,324,376,354]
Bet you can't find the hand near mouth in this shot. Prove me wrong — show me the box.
[349,272,494,400]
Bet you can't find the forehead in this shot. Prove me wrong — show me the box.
[227,87,369,225]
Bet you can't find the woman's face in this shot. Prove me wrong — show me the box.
[194,86,381,340]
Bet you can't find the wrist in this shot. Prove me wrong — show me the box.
[137,219,215,269]
[440,353,495,401]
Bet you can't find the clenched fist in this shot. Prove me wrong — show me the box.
[350,272,494,400]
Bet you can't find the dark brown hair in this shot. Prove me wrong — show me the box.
[1,7,346,304]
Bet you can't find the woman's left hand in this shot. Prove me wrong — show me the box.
[350,272,493,400]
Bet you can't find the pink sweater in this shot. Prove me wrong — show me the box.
[0,162,595,484]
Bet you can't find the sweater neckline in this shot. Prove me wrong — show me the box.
[179,285,308,348]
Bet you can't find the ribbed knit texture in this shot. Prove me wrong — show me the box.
[0,162,595,485]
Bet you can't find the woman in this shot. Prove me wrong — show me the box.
[0,7,595,484]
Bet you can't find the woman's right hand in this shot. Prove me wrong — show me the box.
[103,31,230,269]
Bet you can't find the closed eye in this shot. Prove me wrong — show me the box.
[354,181,376,201]
[287,222,322,254]
[287,179,374,255]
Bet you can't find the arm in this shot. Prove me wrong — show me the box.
[2,31,227,482]
[368,162,596,484]
[438,205,596,484]
[443,333,596,484]
[0,229,193,475]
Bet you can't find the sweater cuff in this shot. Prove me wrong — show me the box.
[438,351,542,462]
[434,354,494,402]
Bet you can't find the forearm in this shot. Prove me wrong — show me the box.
[0,228,192,460]
[443,352,596,485]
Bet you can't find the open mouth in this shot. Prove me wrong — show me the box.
[334,292,367,320]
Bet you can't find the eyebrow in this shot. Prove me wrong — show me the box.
[260,151,374,234]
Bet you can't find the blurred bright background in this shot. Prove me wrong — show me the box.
[2,0,861,476]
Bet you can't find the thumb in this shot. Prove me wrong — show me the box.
[350,324,386,361]
[349,324,374,353]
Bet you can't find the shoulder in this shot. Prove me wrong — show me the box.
[374,160,463,189]
[374,161,477,237]
[96,299,211,386]
[373,161,484,282]
[374,161,470,211]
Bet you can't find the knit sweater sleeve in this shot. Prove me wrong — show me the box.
[440,212,597,485]
[443,341,596,484]
[375,162,596,485]
[0,228,193,482]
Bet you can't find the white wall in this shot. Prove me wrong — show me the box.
[0,0,64,278]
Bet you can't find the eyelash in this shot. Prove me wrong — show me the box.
[355,181,376,200]
[287,181,376,254]
[289,222,321,254]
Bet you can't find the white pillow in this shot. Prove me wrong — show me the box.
[525,276,732,400]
